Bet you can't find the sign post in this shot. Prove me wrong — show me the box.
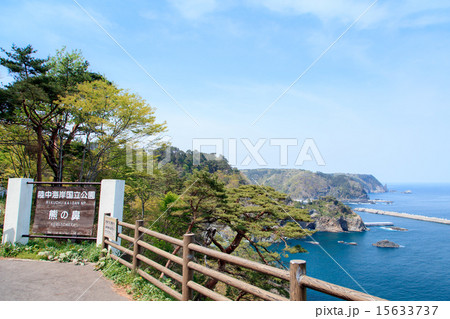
[103,216,118,242]
[96,180,125,246]
[1,178,34,245]
[2,178,124,246]
[32,186,97,236]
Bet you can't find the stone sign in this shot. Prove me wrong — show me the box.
[32,186,97,236]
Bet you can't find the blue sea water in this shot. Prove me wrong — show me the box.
[271,184,450,301]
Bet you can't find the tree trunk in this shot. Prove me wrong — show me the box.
[35,125,43,181]
[78,131,90,182]
[58,130,64,182]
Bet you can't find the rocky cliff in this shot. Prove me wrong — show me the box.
[297,196,367,232]
[241,169,387,201]
[307,213,367,232]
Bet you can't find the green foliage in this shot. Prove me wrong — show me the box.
[95,256,174,301]
[242,169,386,200]
[0,239,101,263]
[153,146,247,186]
[57,79,166,182]
[0,197,5,227]
[0,44,166,182]
[165,169,227,237]
[298,196,355,217]
[0,125,37,179]
[215,184,312,259]
[0,44,93,181]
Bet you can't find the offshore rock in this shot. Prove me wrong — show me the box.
[373,240,400,248]
[307,213,367,232]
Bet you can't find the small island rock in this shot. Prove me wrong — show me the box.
[373,239,400,248]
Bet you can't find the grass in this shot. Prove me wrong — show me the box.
[96,257,175,301]
[0,238,174,301]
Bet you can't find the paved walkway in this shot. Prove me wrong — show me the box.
[0,258,130,301]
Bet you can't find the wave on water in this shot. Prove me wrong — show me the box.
[380,226,395,231]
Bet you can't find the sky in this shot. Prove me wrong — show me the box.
[1,0,450,184]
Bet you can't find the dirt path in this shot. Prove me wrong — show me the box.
[0,258,131,301]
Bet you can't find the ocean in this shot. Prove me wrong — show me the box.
[271,183,450,301]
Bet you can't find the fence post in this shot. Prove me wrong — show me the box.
[133,220,144,271]
[1,178,34,245]
[100,213,110,258]
[100,235,107,258]
[290,259,307,301]
[182,233,194,301]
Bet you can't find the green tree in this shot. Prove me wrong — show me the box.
[42,47,103,181]
[126,170,163,220]
[0,44,57,180]
[171,170,227,235]
[159,169,227,278]
[0,45,102,181]
[0,124,37,179]
[57,79,166,181]
[202,184,313,296]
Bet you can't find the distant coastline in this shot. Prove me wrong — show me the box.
[353,207,450,225]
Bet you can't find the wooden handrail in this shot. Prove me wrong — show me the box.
[188,243,290,281]
[138,226,183,246]
[110,253,133,269]
[104,239,133,256]
[301,276,385,301]
[118,233,134,243]
[137,240,183,265]
[118,221,135,230]
[137,268,182,301]
[101,221,386,302]
[187,261,288,301]
[187,280,231,301]
[137,254,182,283]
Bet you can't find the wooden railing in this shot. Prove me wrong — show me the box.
[102,220,385,301]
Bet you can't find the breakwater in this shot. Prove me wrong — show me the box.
[353,207,450,225]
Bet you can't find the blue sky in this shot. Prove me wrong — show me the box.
[1,0,450,184]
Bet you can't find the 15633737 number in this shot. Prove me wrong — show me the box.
[376,306,438,316]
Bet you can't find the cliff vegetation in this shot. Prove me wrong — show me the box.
[241,169,387,201]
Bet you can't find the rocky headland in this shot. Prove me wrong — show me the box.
[307,213,366,232]
[241,168,387,201]
[298,196,367,232]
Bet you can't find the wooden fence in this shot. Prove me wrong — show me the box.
[102,220,385,301]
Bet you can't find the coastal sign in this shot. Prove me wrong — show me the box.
[103,215,118,241]
[32,186,97,236]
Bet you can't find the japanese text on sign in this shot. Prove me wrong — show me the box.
[32,186,97,236]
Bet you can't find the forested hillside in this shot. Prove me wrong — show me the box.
[241,169,387,200]
[153,146,247,187]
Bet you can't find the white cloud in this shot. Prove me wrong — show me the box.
[382,1,450,29]
[250,0,369,23]
[167,0,219,19]
[0,1,114,44]
[250,0,450,29]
